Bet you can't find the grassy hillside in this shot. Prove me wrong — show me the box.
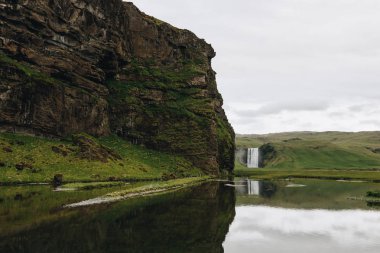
[236,131,380,170]
[0,133,204,184]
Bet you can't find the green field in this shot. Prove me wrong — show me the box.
[0,133,204,184]
[237,131,380,170]
[235,132,380,180]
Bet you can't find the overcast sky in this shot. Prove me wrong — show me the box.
[132,0,380,134]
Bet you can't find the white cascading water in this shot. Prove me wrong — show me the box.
[247,148,259,168]
[247,180,260,195]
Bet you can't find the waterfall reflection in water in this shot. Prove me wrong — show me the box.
[224,178,380,253]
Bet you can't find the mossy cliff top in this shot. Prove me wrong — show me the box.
[0,0,235,174]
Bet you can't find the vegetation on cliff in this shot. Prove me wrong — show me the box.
[107,57,235,174]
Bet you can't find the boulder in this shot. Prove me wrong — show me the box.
[15,162,33,171]
[51,146,68,157]
[72,134,122,163]
[2,147,13,153]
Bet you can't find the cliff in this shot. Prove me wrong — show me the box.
[0,0,235,174]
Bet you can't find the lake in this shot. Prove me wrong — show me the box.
[1,179,380,252]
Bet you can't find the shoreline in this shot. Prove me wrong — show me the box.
[64,176,211,208]
[234,169,380,182]
[0,177,163,187]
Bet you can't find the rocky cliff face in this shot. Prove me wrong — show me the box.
[0,0,235,174]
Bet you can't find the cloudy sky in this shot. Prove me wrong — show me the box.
[132,0,380,134]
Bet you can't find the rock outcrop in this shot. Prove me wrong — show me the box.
[0,0,235,174]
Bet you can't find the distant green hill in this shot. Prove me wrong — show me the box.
[236,131,380,170]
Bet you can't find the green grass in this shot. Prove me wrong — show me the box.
[236,131,380,170]
[123,58,206,84]
[0,133,204,183]
[107,57,213,124]
[235,168,380,181]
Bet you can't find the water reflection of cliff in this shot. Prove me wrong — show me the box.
[235,179,277,198]
[0,182,235,253]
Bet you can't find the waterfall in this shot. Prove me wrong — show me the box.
[247,148,259,168]
[247,180,260,195]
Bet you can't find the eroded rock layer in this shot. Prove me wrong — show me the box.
[0,0,235,174]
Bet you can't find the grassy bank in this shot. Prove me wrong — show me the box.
[105,176,209,197]
[65,176,210,207]
[60,177,209,193]
[235,168,380,181]
[0,133,204,184]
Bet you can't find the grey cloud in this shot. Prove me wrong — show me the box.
[233,100,329,118]
[359,120,380,126]
[133,0,380,133]
[348,105,367,112]
[328,112,346,118]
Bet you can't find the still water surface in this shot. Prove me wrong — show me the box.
[1,179,380,252]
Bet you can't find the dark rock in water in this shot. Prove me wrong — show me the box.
[15,162,33,171]
[2,147,13,153]
[53,174,63,186]
[72,133,121,163]
[0,0,235,175]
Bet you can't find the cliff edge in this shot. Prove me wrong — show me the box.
[0,0,235,174]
